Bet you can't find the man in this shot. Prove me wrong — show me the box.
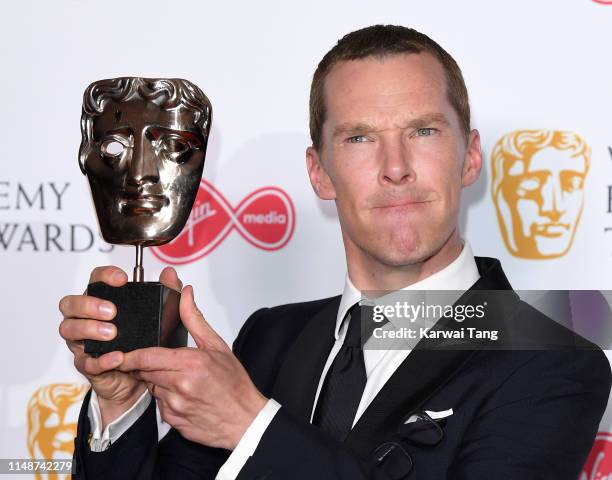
[59,25,611,479]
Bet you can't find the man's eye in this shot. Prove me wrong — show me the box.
[347,135,367,144]
[416,128,435,137]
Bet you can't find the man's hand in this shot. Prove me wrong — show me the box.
[58,265,183,429]
[117,285,268,451]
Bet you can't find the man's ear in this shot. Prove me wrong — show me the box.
[461,129,483,187]
[306,146,336,200]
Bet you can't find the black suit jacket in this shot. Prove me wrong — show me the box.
[73,257,612,479]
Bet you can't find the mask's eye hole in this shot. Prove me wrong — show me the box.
[162,137,189,154]
[101,140,126,157]
[160,135,191,163]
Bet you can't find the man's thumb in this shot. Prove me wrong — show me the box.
[180,285,228,351]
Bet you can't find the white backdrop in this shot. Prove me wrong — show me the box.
[1,0,611,478]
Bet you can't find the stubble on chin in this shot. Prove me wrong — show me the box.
[359,227,426,268]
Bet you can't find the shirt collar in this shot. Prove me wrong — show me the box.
[335,240,480,339]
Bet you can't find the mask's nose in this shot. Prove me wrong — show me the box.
[539,175,564,222]
[126,132,160,188]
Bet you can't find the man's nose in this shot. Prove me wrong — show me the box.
[539,176,564,222]
[379,136,415,185]
[127,133,160,187]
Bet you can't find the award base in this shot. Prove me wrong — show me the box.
[84,281,186,357]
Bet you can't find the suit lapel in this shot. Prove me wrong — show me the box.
[269,257,515,456]
[346,256,514,456]
[271,296,341,422]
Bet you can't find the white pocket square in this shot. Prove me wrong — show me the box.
[404,408,454,424]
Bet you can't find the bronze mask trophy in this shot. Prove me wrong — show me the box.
[78,77,212,357]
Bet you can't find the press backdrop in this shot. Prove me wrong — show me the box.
[1,0,611,478]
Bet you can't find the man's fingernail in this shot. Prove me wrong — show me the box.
[98,324,115,338]
[98,302,114,318]
[112,270,125,282]
[108,352,122,365]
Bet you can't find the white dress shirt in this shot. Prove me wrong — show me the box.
[88,241,480,480]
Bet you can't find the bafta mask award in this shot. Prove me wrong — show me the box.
[79,77,212,357]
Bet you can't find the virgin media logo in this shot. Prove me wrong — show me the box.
[593,0,612,4]
[151,179,295,265]
[581,432,612,480]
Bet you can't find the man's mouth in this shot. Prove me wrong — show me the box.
[373,199,433,210]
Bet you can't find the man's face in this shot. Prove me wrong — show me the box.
[499,147,587,258]
[84,98,207,246]
[307,53,480,268]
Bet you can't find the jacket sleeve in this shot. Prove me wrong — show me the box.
[72,307,271,480]
[447,349,611,480]
[235,407,384,480]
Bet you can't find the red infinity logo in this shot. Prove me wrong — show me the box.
[151,179,295,265]
[593,0,612,4]
[581,432,612,479]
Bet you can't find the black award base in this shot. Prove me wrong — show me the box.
[84,281,187,357]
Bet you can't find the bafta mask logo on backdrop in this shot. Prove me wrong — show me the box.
[27,383,88,480]
[581,432,612,480]
[491,130,591,259]
[151,179,295,265]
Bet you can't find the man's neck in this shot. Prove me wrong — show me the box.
[345,230,464,291]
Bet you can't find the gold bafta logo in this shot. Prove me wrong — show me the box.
[491,130,591,259]
[27,383,88,480]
